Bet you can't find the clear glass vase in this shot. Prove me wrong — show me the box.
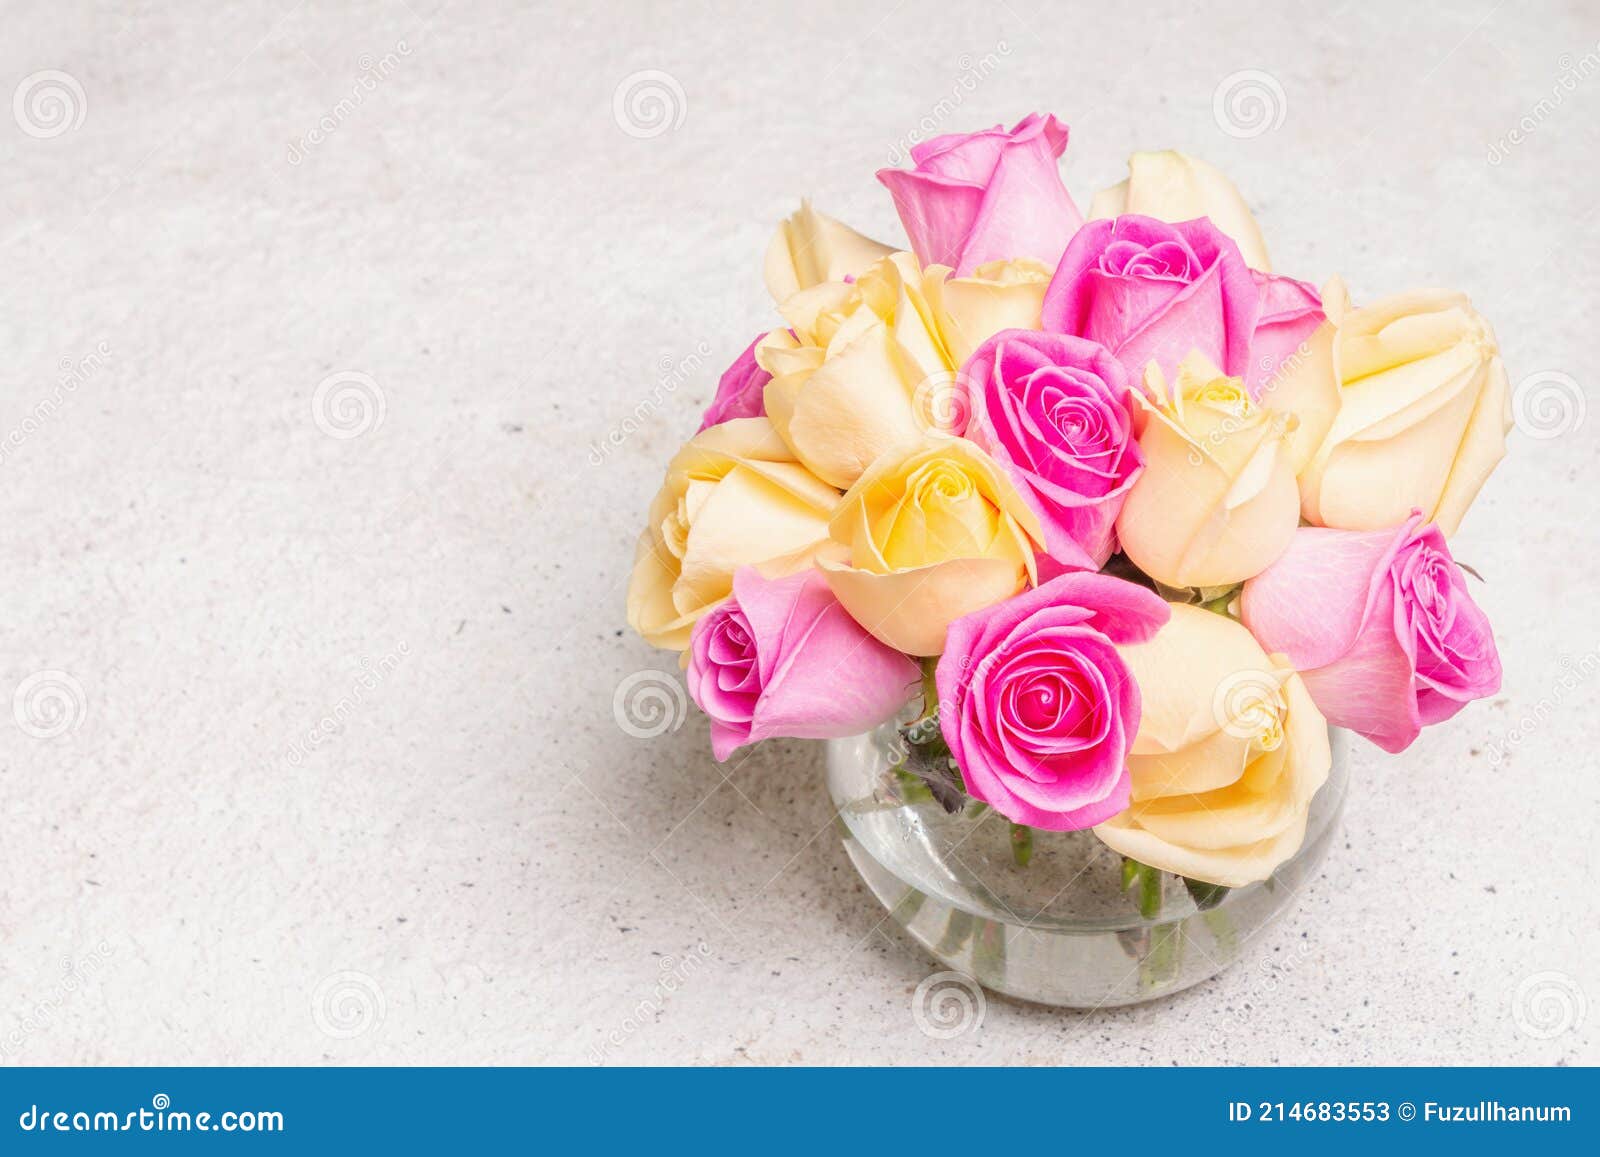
[826,722,1349,1008]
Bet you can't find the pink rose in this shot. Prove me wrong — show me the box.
[696,335,771,431]
[1041,214,1259,383]
[876,113,1084,277]
[1240,512,1502,753]
[686,567,920,761]
[936,573,1170,831]
[1247,271,1324,398]
[958,330,1143,572]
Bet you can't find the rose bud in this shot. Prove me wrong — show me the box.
[877,113,1084,277]
[1240,512,1502,753]
[1114,354,1300,588]
[687,568,920,761]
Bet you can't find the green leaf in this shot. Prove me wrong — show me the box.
[1182,876,1231,911]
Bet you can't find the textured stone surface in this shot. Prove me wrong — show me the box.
[1,0,1595,1064]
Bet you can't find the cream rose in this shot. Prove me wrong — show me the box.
[925,257,1051,368]
[763,200,894,304]
[1298,288,1510,537]
[1114,353,1300,589]
[1256,276,1349,474]
[626,418,840,651]
[758,254,1047,490]
[1094,604,1332,887]
[820,437,1044,656]
[1088,150,1272,272]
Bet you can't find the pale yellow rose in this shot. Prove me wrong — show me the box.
[1256,276,1349,474]
[763,200,894,304]
[1115,354,1300,588]
[924,257,1051,367]
[820,437,1044,656]
[1298,288,1510,536]
[758,253,1049,490]
[626,418,840,651]
[1094,604,1332,888]
[1089,151,1272,271]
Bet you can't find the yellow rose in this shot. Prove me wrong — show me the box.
[1094,604,1332,887]
[626,418,839,651]
[924,257,1051,368]
[820,437,1044,656]
[1089,151,1272,271]
[1256,276,1349,474]
[758,254,1048,490]
[763,200,894,304]
[1298,288,1510,536]
[1115,353,1300,588]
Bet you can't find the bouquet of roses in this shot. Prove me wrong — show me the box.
[627,114,1508,889]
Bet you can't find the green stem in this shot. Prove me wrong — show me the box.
[1138,865,1162,920]
[918,655,940,718]
[1010,823,1033,868]
[1122,857,1163,919]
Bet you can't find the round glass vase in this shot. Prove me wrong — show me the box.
[826,723,1349,1008]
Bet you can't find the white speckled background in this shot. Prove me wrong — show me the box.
[1,0,1595,1065]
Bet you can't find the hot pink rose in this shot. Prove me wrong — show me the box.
[1240,512,1502,753]
[696,335,771,431]
[1247,271,1324,398]
[876,113,1084,277]
[958,330,1142,572]
[686,567,920,761]
[1041,214,1260,383]
[936,573,1170,831]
